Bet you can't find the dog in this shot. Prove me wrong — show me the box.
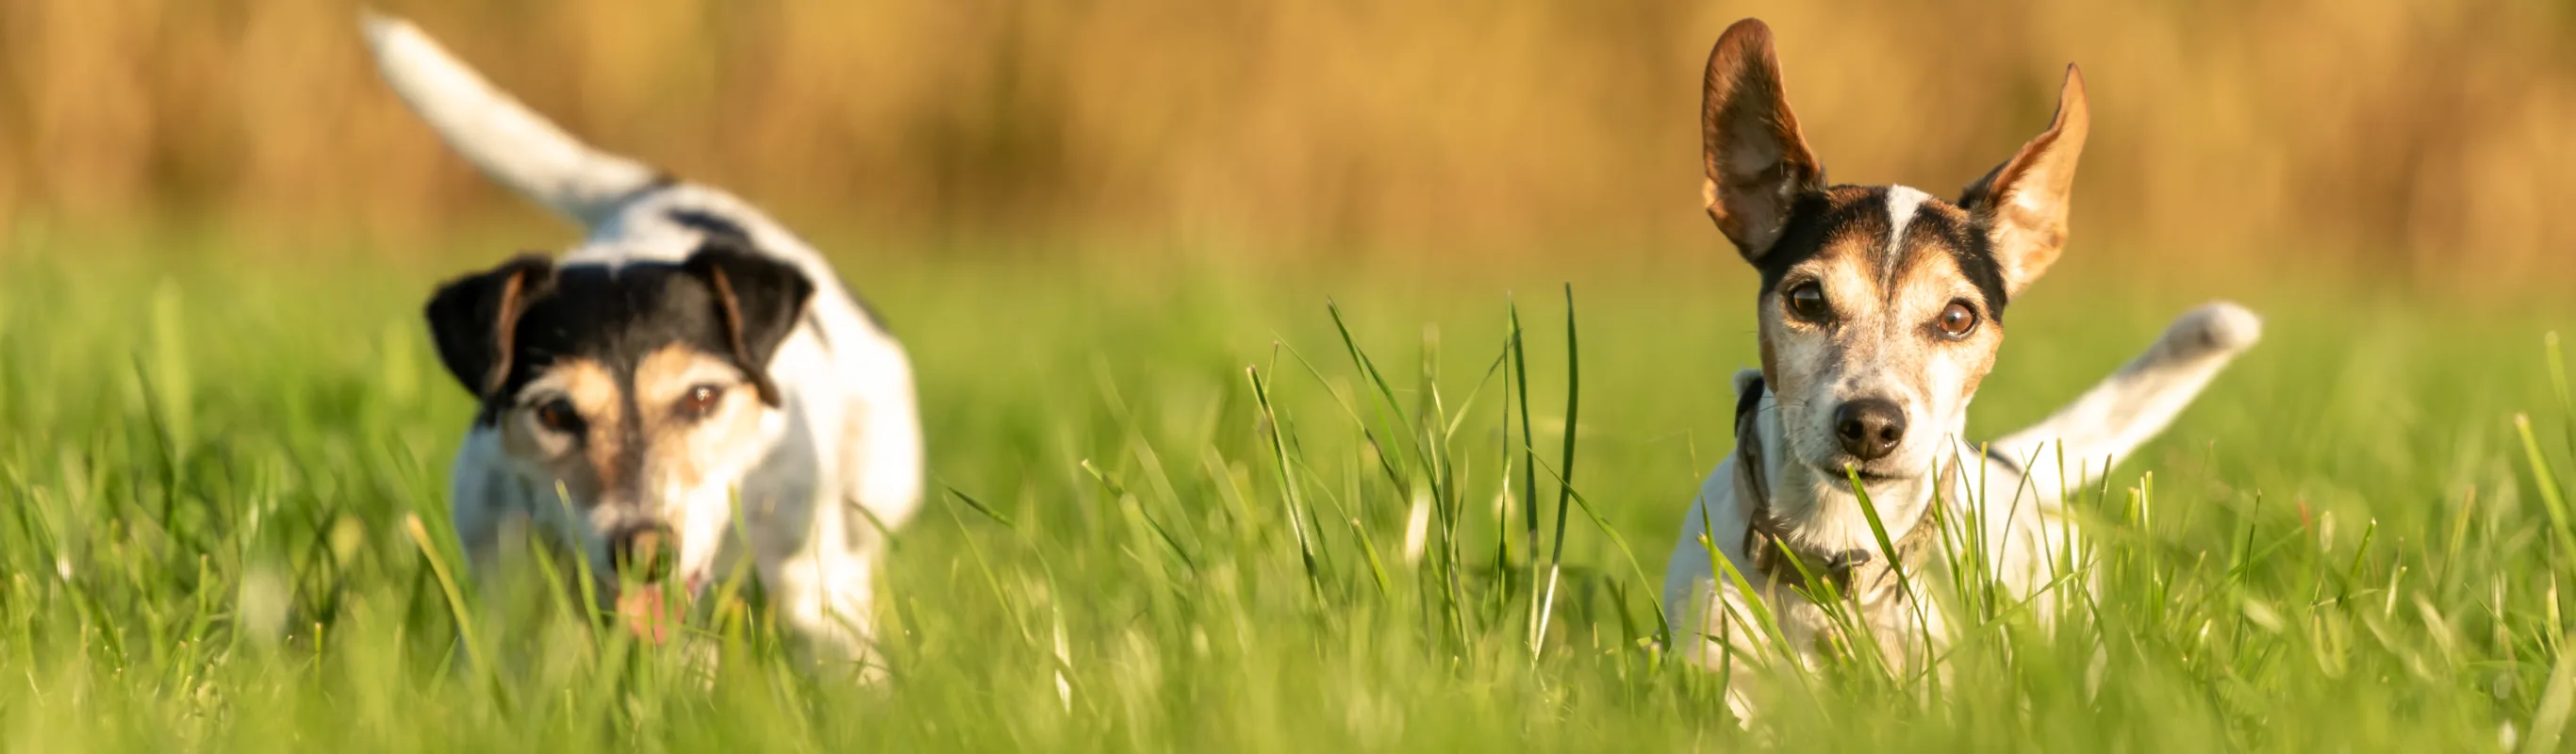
[1657,19,2261,707]
[363,14,922,675]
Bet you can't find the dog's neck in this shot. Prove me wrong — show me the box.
[1742,389,1956,563]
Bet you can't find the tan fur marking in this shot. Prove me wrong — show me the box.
[496,358,625,505]
[1920,200,1973,225]
[1889,236,2000,424]
[633,344,763,497]
[702,267,784,404]
[496,346,774,523]
[568,363,629,497]
[479,266,534,396]
[1758,329,1778,385]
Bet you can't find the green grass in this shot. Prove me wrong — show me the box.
[0,236,2571,751]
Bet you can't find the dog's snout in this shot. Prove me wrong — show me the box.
[610,523,677,582]
[1832,399,1907,461]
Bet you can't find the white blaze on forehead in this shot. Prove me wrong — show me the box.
[1881,185,1932,268]
[1875,185,1935,296]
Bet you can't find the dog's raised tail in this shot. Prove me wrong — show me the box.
[1987,302,2263,493]
[361,12,660,227]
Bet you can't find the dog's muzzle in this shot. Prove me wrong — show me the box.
[609,523,677,582]
[1831,398,1907,460]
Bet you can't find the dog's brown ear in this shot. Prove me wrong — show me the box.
[425,254,556,402]
[682,239,815,406]
[1959,65,2089,296]
[1702,18,1825,262]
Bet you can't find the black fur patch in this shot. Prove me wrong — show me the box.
[425,246,816,426]
[1906,206,2012,322]
[666,208,888,331]
[668,208,754,249]
[492,264,736,424]
[1749,187,1887,294]
[1746,186,2011,322]
[425,254,555,404]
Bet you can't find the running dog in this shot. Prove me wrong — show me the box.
[1658,18,2261,705]
[365,14,922,676]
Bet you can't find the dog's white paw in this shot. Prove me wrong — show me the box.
[2162,301,2263,358]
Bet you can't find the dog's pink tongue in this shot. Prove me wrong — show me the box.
[616,588,681,645]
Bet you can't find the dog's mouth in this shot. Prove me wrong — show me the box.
[611,571,706,646]
[615,587,681,645]
[1808,459,1902,484]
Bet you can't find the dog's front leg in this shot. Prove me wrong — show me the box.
[443,454,520,673]
[751,496,886,682]
[1990,302,2262,492]
[1680,580,1801,725]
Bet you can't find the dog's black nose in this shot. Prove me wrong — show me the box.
[610,524,677,582]
[1832,399,1907,461]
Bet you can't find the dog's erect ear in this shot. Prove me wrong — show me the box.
[425,254,556,402]
[1702,18,1825,262]
[1959,65,2089,297]
[682,240,815,406]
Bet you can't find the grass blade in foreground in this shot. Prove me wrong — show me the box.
[1535,285,1581,659]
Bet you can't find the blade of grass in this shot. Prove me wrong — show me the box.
[2549,330,2569,418]
[1275,336,1409,490]
[1326,299,1425,484]
[402,513,508,708]
[1507,295,1543,646]
[2518,414,2575,554]
[1524,453,1666,650]
[2528,631,2576,754]
[1844,466,1938,677]
[1247,366,1323,593]
[1534,285,1581,659]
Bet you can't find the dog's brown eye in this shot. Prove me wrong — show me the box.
[1785,283,1830,322]
[534,399,582,434]
[1938,302,1979,338]
[676,385,724,420]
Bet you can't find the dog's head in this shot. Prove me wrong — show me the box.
[1702,19,2088,481]
[426,240,814,582]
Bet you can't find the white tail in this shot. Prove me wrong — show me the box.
[1990,302,2263,492]
[360,12,661,227]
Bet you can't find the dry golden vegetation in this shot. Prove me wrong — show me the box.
[1,0,2571,278]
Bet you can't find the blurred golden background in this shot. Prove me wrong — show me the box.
[2,0,2570,282]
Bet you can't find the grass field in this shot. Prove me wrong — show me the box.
[0,235,2570,751]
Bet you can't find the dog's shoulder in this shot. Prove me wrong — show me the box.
[1663,460,1756,591]
[446,424,523,511]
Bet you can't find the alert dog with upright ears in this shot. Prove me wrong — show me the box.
[363,14,922,676]
[1659,19,2261,705]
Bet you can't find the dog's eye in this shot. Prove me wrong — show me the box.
[533,399,583,434]
[676,385,725,420]
[1937,302,1980,338]
[1784,283,1831,322]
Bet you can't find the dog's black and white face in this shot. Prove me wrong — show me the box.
[425,241,815,582]
[1703,19,2089,484]
[1751,187,2012,480]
